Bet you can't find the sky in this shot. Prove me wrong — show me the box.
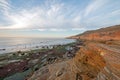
[0,0,120,38]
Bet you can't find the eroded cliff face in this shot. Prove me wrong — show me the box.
[73,44,106,80]
[78,30,120,41]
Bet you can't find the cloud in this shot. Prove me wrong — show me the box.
[72,28,86,31]
[0,0,82,31]
[0,0,120,32]
[0,0,10,12]
[38,29,46,31]
[49,28,66,31]
[84,0,108,17]
[84,9,120,28]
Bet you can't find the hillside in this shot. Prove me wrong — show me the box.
[71,25,120,41]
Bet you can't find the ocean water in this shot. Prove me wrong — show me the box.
[0,37,75,54]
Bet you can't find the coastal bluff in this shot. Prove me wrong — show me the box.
[70,25,120,41]
[28,25,120,80]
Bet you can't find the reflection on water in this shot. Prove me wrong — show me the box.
[0,37,75,54]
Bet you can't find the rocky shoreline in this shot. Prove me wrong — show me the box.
[0,41,82,80]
